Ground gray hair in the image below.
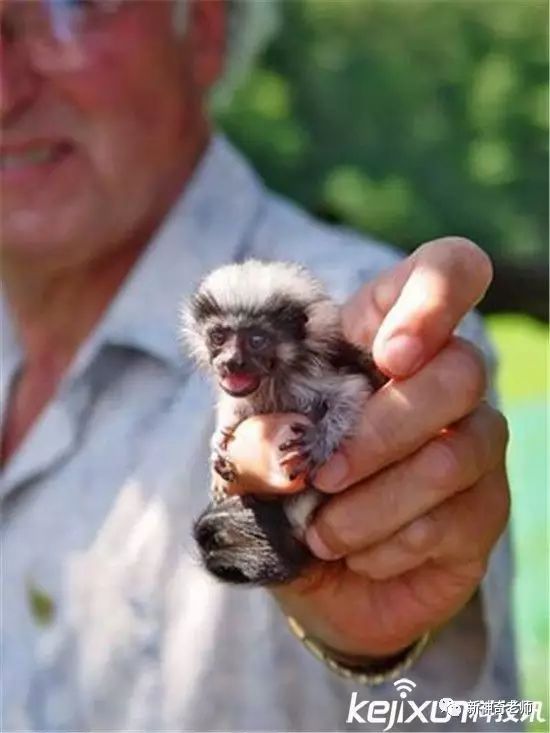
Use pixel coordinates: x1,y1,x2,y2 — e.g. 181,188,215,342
171,0,279,108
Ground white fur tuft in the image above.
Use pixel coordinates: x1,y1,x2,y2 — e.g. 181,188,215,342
199,259,325,312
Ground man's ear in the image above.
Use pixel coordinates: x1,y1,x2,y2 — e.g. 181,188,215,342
188,0,226,90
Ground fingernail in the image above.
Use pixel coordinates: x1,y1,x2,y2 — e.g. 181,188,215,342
306,525,342,561
379,333,424,377
314,453,349,492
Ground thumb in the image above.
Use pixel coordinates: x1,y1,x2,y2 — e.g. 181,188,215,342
341,237,493,378
224,414,311,496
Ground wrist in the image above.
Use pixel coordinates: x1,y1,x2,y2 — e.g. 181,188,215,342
318,637,424,671
287,616,430,685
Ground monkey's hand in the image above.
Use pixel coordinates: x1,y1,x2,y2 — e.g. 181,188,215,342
278,380,369,483
277,423,320,481
277,421,341,482
212,452,238,483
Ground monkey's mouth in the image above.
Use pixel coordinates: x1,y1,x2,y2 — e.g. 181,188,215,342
219,371,262,397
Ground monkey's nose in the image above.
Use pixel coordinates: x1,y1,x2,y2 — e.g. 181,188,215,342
224,354,246,373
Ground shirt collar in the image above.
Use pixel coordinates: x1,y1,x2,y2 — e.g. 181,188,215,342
70,134,265,378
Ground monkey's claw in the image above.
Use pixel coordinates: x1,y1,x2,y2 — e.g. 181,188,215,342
278,443,315,481
288,468,306,482
277,424,326,482
283,451,315,481
278,422,309,452
218,427,236,451
278,437,305,452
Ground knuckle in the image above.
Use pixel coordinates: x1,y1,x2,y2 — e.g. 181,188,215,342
467,471,510,555
492,473,511,529
503,486,511,526
422,438,462,490
313,504,354,557
381,482,405,527
482,406,510,464
442,339,487,408
492,409,510,451
398,514,439,555
501,489,511,528
461,558,489,585
471,405,510,470
370,274,394,320
357,414,393,467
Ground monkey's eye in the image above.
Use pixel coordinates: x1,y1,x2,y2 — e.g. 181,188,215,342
209,328,228,347
247,330,270,351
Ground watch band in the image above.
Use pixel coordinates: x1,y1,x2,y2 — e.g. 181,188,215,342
287,615,430,686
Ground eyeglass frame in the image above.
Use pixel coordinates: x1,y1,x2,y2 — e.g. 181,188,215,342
1,0,141,72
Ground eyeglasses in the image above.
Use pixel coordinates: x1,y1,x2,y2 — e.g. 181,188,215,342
1,0,127,71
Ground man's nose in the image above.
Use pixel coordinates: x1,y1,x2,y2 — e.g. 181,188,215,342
0,16,41,125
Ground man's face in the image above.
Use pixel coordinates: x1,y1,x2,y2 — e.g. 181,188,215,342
0,0,224,266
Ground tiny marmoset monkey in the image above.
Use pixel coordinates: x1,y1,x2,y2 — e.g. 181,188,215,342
181,259,387,586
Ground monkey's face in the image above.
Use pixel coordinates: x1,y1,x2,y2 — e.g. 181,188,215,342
207,324,284,397
208,325,276,396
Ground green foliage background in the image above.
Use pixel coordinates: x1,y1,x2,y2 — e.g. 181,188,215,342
218,0,549,723
218,0,548,264
488,315,548,729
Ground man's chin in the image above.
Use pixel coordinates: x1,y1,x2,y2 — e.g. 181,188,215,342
2,199,102,262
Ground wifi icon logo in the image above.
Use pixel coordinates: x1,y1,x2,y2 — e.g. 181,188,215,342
393,678,417,699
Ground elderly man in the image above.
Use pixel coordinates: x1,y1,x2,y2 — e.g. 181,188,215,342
1,1,515,730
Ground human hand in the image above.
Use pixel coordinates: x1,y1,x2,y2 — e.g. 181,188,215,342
226,237,510,658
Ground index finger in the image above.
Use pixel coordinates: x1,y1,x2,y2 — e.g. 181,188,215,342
342,237,493,378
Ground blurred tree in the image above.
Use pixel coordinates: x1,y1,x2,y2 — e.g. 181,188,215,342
217,0,548,320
